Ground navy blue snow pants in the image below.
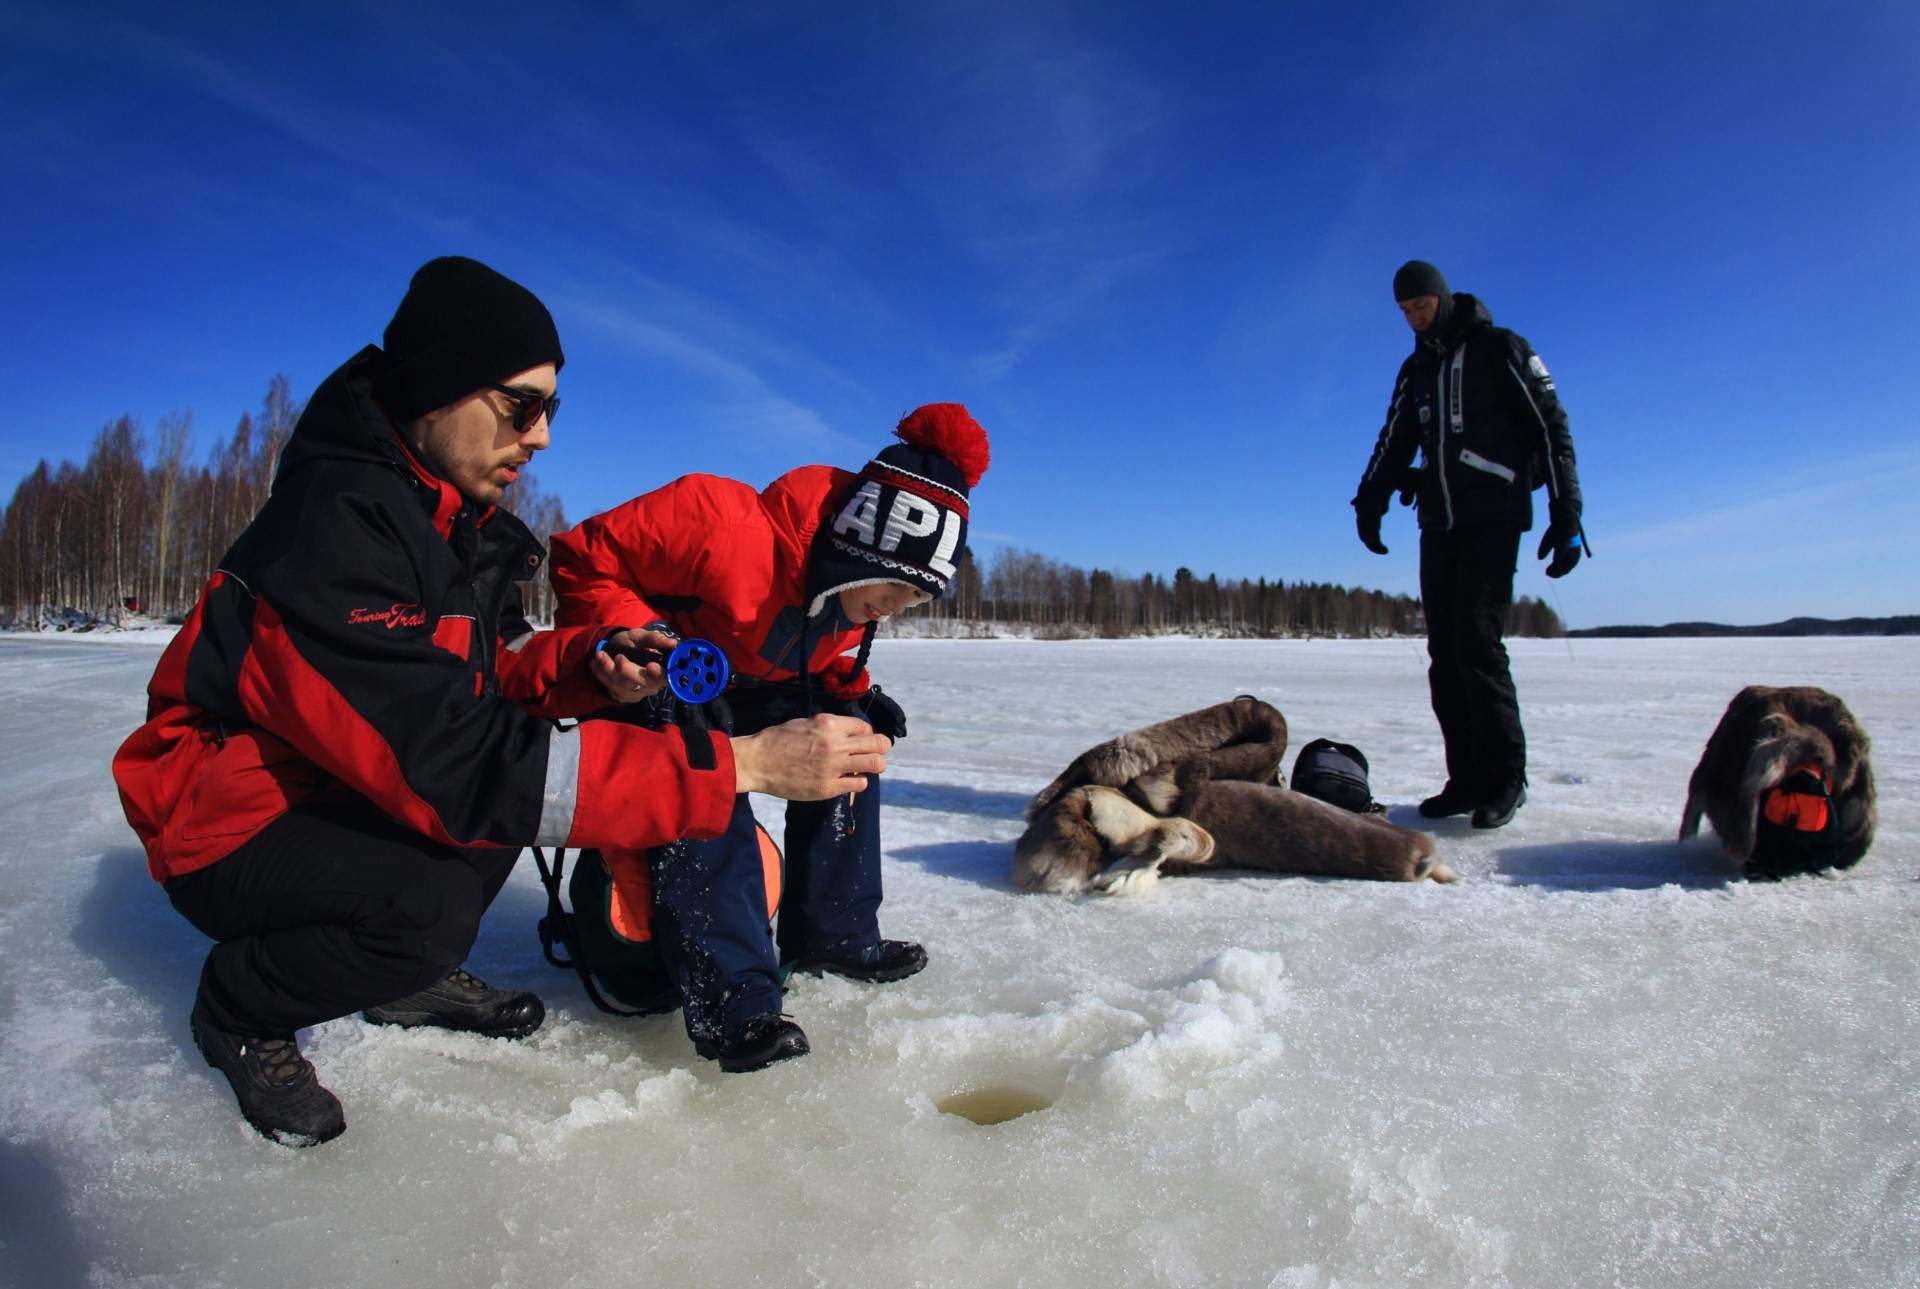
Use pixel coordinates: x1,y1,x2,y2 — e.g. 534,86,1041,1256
651,778,882,1043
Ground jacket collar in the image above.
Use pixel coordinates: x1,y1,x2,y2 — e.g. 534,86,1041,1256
389,429,495,542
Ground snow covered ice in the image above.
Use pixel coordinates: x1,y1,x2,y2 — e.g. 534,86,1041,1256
1,632,1915,1288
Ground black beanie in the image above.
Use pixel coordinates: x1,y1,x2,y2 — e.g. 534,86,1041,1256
804,404,991,616
375,257,565,425
1392,260,1449,303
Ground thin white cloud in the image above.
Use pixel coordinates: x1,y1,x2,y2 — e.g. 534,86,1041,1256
564,296,863,458
568,300,766,390
1601,447,1920,553
706,396,863,456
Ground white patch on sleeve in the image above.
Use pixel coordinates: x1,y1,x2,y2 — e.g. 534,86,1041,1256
534,725,582,846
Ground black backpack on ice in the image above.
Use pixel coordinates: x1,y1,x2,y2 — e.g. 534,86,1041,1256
1290,739,1383,814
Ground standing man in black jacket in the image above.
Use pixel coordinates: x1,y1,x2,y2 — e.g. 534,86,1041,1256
1351,260,1586,829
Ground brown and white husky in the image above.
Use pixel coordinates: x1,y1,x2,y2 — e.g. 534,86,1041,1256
1013,697,1454,895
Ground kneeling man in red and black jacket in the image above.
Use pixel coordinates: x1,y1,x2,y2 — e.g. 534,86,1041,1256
113,257,889,1147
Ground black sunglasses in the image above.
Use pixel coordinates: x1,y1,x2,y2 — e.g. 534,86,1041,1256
488,384,561,432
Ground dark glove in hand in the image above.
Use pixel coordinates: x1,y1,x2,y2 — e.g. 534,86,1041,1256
1536,501,1583,577
1354,506,1388,556
858,686,907,741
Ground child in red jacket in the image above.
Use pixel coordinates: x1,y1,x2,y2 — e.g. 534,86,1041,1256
549,404,990,1071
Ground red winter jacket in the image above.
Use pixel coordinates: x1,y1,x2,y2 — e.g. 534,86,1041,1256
113,348,736,883
547,466,874,698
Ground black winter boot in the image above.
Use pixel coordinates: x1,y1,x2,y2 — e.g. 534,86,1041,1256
190,994,345,1147
1418,782,1478,818
362,967,545,1039
792,939,928,984
1473,781,1527,829
695,1014,810,1073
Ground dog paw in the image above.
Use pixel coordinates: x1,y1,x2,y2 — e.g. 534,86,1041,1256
1091,863,1161,897
1419,858,1459,884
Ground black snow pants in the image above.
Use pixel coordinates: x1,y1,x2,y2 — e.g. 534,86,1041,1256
165,798,519,1039
1418,526,1526,798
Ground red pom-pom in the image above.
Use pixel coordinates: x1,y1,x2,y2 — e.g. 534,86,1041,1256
896,403,990,488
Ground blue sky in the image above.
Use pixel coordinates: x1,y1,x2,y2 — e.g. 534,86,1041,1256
5,0,1916,628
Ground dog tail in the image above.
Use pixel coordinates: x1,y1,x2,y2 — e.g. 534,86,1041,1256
1678,794,1703,842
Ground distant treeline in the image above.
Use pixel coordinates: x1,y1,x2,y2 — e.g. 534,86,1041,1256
0,376,568,628
2,378,1560,640
1570,615,1919,638
911,547,1562,638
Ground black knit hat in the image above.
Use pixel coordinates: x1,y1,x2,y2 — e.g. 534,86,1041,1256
1392,260,1449,302
375,257,565,425
804,404,991,616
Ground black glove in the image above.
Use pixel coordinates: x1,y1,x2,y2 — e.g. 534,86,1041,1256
1354,504,1388,556
1395,464,1422,508
858,685,907,741
1536,501,1583,578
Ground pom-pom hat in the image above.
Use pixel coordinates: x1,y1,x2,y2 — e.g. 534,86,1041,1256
805,404,991,617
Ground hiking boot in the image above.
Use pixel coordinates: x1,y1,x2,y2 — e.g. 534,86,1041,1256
694,1014,810,1073
190,994,345,1147
1418,782,1477,818
362,967,545,1039
792,939,928,984
1472,782,1527,830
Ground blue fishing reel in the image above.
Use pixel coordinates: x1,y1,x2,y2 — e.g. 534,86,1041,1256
601,636,731,705
660,638,729,705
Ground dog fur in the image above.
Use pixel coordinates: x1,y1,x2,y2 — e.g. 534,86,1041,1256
1013,698,1453,895
1679,685,1876,876
1023,694,1291,819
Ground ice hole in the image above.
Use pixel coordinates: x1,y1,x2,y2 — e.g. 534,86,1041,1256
937,1086,1055,1126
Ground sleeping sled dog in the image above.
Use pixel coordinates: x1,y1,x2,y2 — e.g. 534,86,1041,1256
1013,697,1454,895
1679,685,1876,878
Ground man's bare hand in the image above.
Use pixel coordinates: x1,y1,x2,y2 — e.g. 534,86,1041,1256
591,628,678,704
731,713,891,799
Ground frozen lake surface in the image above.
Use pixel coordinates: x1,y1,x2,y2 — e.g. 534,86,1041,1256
0,633,1914,1288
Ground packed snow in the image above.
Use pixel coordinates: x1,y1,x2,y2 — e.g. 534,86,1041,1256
0,632,1915,1289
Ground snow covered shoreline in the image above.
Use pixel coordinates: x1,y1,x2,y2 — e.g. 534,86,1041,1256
0,635,1914,1288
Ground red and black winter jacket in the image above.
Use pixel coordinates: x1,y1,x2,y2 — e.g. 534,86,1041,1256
113,347,736,883
547,466,875,700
